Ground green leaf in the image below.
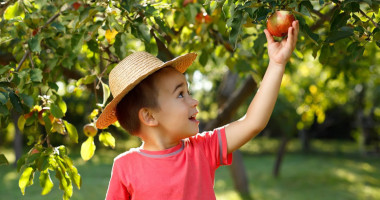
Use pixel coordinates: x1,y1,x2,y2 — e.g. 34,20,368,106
106,15,123,32
4,1,25,20
76,75,96,86
154,17,173,35
87,39,99,53
298,1,313,17
43,113,52,134
62,156,81,189
0,104,9,116
39,170,54,195
54,160,73,199
184,3,198,24
254,32,266,58
296,15,319,44
373,28,380,41
19,93,34,108
18,115,26,132
71,32,84,53
99,132,116,149
28,34,43,53
50,104,64,118
101,82,110,107
229,10,247,48
330,12,350,31
0,154,9,165
64,120,78,143
48,82,59,91
80,136,96,161
319,44,334,64
138,23,151,43
51,22,66,33
17,154,28,172
19,167,35,195
9,92,23,113
0,66,11,75
199,50,209,66
30,68,43,82
235,59,251,72
0,92,7,104
56,96,67,114
114,33,127,59
325,30,354,43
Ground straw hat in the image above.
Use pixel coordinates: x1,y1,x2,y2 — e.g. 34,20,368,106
95,51,197,129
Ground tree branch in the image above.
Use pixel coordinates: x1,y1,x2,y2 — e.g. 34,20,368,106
359,8,379,28
203,76,257,131
16,50,30,71
310,5,339,31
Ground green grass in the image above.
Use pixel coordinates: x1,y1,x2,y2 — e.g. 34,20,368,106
1,138,379,200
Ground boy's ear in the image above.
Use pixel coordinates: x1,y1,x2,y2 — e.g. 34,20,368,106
138,108,158,127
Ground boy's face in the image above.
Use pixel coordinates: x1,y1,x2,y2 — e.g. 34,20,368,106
152,67,199,139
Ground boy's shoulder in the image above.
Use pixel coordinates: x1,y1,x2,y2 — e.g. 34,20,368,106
114,147,141,163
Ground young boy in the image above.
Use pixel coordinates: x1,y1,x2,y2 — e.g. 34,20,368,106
96,21,299,199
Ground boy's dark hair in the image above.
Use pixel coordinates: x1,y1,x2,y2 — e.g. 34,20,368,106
115,68,165,135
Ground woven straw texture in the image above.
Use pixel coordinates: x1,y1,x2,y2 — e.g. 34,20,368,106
96,51,197,129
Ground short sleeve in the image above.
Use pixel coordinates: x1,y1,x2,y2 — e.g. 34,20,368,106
190,126,233,169
105,159,130,200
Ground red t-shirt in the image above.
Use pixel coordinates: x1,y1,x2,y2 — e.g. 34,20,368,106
106,127,232,200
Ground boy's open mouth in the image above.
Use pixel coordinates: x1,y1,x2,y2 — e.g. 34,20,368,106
189,113,199,123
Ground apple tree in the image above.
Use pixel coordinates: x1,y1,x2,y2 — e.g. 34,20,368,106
0,0,379,198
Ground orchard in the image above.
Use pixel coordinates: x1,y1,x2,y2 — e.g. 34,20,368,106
0,0,379,199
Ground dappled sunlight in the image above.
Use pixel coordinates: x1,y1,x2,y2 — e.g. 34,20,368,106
334,168,358,183
331,161,380,199
3,170,18,183
215,190,242,200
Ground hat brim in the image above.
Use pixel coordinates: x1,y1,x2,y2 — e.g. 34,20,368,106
95,52,197,129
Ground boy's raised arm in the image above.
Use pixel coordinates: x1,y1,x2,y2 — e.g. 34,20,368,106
225,20,299,153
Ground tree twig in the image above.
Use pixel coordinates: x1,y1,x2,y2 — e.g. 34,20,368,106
29,53,35,69
359,8,379,28
16,50,30,71
16,6,68,72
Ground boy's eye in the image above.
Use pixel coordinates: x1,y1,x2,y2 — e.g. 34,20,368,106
178,92,184,98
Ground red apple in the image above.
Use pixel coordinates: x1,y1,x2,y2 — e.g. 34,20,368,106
73,2,81,10
266,11,295,37
195,12,212,24
32,28,39,36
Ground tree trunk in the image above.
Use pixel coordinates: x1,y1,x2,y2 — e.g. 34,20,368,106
299,129,310,153
229,150,253,200
12,111,23,167
273,136,288,178
203,75,257,197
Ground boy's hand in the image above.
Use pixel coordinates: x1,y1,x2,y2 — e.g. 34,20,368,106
264,20,299,66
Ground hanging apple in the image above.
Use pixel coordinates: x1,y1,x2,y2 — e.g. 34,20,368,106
266,11,295,37
73,2,81,10
83,123,98,137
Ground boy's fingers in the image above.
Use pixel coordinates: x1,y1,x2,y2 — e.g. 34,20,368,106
264,29,274,44
286,26,294,49
292,20,299,47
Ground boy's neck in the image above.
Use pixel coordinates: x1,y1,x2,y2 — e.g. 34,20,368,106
138,130,181,151
141,139,181,151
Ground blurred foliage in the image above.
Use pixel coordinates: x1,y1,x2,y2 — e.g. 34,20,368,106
0,0,379,199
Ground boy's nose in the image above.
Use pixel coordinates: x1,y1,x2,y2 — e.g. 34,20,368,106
190,98,198,107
